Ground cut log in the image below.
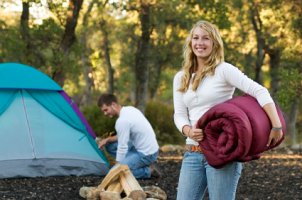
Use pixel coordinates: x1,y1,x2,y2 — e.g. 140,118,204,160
97,164,128,191
106,179,123,193
99,179,123,200
100,190,121,200
79,186,93,198
120,169,146,200
106,178,123,193
79,186,102,200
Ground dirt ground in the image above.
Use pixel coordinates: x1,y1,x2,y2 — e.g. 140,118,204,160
0,147,301,200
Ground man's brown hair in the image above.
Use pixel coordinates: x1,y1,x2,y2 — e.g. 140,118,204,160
97,93,118,107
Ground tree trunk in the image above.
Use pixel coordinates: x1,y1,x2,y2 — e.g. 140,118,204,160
20,1,44,66
79,0,96,107
100,18,115,94
134,1,151,112
250,4,265,84
266,49,281,98
149,59,164,99
20,1,30,45
288,98,300,145
53,0,84,86
60,0,83,53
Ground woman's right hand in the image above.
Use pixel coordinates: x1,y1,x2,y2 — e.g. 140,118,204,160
189,127,204,142
183,125,204,142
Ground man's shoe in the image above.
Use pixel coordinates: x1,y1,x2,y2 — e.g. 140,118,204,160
150,163,162,178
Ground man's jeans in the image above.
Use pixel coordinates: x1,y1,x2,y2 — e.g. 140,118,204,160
105,142,158,179
176,151,242,200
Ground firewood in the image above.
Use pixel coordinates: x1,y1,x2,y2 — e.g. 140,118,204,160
87,188,102,200
97,164,128,191
99,179,123,200
100,190,121,200
119,168,146,200
79,186,101,200
79,186,94,198
106,179,123,193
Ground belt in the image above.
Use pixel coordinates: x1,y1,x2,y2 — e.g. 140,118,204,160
185,145,203,153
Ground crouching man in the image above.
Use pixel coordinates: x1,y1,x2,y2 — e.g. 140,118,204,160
97,93,161,179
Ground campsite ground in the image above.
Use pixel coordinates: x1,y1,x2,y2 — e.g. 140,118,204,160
0,146,301,200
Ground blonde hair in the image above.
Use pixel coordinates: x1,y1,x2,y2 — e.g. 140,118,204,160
178,20,224,92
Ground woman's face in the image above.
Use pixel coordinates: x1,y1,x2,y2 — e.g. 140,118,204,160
191,26,213,60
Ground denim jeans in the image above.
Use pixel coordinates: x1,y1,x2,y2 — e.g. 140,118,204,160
176,151,242,200
105,142,158,179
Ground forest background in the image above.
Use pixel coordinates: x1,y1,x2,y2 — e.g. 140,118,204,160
1,0,301,147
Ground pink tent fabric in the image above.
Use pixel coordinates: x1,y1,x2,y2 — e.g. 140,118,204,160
196,95,286,168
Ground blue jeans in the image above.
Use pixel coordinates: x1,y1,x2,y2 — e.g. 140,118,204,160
105,142,158,179
177,151,242,200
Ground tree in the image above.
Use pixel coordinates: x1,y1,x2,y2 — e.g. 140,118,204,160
20,0,45,66
52,0,84,86
249,2,265,84
78,0,97,106
133,0,152,112
99,17,115,94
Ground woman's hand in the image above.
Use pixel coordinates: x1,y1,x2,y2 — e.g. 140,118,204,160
263,103,283,147
183,125,203,142
267,128,283,147
189,127,204,142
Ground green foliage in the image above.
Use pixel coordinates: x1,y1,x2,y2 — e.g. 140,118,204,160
29,18,64,68
0,27,25,62
292,16,302,37
145,101,184,145
276,67,301,112
81,105,116,138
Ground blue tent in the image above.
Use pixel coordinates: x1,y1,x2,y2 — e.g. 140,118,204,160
0,63,109,178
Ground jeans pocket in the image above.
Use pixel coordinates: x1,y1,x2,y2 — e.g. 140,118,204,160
234,162,243,176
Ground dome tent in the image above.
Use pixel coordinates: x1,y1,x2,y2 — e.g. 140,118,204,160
0,63,109,178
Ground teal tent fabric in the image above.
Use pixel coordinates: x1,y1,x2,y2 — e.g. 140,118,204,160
0,63,109,178
28,90,108,162
0,63,61,90
28,90,87,134
0,90,17,116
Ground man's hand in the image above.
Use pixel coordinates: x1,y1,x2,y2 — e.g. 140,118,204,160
97,138,109,149
97,135,118,149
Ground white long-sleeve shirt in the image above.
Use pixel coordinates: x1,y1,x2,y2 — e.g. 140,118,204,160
173,62,274,145
115,106,159,162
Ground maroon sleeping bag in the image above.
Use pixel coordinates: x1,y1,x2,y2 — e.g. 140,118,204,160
196,94,286,168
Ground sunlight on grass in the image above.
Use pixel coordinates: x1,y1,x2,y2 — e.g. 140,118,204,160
262,154,302,159
261,153,302,169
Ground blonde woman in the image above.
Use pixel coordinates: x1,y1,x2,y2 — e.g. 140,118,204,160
173,20,283,200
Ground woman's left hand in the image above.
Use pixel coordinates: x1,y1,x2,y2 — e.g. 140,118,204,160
267,129,283,147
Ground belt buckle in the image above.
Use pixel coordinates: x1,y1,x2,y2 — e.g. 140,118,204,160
192,145,198,152
186,145,202,153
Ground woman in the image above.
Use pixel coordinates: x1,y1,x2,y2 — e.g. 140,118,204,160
173,20,283,200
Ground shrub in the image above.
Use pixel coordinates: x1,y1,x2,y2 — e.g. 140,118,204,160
81,105,116,138
145,101,184,145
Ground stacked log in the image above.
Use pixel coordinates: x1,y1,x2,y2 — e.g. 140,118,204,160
79,164,165,200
